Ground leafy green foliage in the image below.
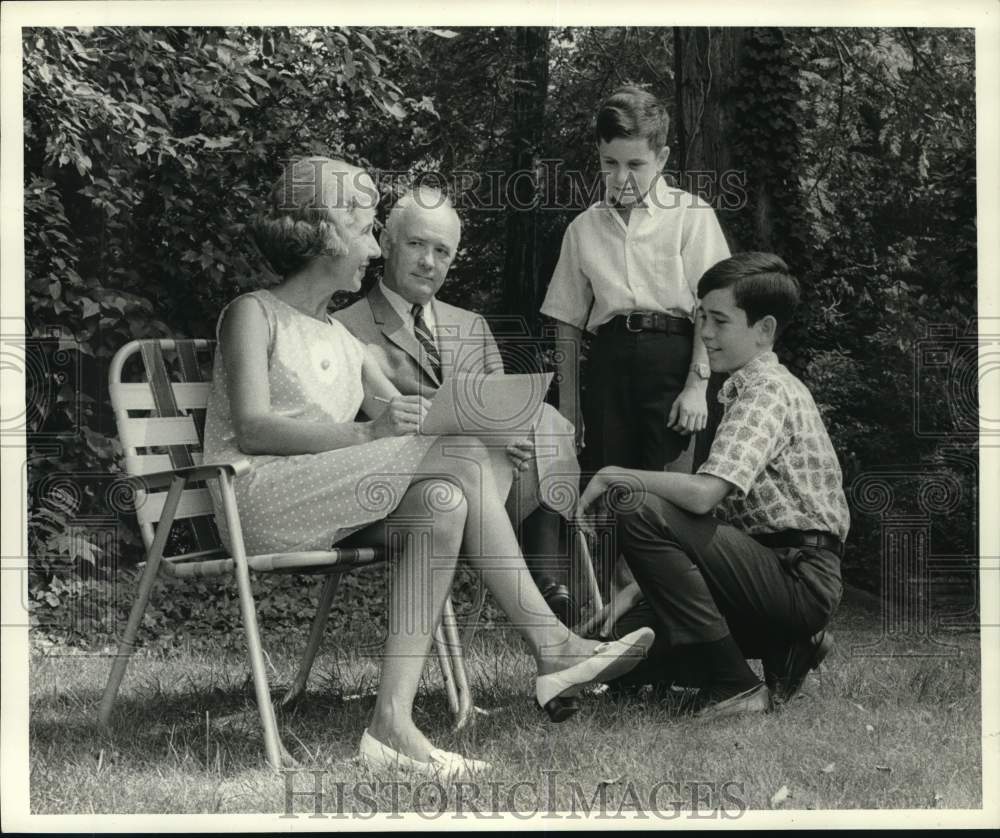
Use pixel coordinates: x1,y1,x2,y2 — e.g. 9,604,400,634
787,29,977,586
23,25,424,622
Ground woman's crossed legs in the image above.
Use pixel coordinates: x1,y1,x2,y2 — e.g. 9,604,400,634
345,435,650,763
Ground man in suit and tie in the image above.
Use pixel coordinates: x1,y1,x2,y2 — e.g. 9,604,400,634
334,187,581,624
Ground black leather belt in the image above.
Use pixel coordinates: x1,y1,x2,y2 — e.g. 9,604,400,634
599,312,694,336
752,529,844,558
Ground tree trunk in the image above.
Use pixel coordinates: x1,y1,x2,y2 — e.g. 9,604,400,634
502,26,549,334
675,27,810,466
674,27,806,262
674,27,746,251
675,28,744,469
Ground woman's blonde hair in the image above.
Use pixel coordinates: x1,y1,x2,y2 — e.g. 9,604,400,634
252,157,378,277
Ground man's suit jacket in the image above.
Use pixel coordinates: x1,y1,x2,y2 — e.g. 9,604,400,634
333,285,580,520
333,284,504,395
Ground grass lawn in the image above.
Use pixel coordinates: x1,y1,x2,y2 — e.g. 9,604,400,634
28,587,982,816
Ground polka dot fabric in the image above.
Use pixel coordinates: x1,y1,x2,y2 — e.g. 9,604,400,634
203,289,437,555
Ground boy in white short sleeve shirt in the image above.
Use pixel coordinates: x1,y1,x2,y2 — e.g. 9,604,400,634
541,85,730,477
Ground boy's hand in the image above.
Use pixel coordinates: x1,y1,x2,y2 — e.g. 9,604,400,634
576,466,632,519
576,468,610,518
667,385,708,435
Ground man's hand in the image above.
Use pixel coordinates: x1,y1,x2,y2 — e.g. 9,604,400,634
505,436,534,480
667,384,708,435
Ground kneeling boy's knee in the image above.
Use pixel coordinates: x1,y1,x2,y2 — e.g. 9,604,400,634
616,495,682,542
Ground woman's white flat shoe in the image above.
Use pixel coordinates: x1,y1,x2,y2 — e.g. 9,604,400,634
535,627,655,718
358,729,492,782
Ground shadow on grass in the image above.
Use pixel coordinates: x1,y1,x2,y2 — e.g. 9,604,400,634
28,596,985,813
31,654,493,777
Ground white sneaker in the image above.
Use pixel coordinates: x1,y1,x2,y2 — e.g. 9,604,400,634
358,729,492,782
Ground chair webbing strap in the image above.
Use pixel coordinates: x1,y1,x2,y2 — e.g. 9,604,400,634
139,341,217,551
175,340,207,439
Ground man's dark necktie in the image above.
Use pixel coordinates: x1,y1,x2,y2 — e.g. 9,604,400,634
411,303,442,382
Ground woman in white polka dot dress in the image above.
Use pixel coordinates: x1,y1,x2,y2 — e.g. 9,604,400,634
203,157,654,780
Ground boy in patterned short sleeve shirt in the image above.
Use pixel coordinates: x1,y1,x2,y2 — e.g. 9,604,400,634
702,353,849,541
577,252,850,718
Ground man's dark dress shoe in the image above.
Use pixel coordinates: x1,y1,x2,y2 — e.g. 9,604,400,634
765,630,834,706
539,579,576,628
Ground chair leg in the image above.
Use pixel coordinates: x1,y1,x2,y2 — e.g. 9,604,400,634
97,554,162,725
459,570,488,651
219,475,287,770
574,601,614,639
98,476,185,726
233,556,287,769
572,529,604,634
439,597,475,731
434,622,461,719
282,572,342,706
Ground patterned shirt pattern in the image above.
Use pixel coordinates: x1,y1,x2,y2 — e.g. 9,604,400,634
697,352,851,542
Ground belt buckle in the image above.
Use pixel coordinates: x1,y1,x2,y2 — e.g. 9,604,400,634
625,312,643,333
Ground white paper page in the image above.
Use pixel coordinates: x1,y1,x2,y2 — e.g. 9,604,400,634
420,372,554,442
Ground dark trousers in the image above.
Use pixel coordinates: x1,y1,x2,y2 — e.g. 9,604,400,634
583,330,691,476
609,495,843,686
520,506,570,585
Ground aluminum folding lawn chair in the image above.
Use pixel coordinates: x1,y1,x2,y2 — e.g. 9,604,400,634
98,339,475,769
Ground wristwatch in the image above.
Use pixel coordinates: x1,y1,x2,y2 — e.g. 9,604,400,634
689,363,711,381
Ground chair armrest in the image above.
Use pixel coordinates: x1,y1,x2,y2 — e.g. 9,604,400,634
126,459,252,490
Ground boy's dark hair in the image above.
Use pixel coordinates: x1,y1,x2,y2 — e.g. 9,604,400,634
697,252,801,340
595,86,669,150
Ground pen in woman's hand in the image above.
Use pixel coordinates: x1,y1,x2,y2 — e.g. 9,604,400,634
372,395,391,404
